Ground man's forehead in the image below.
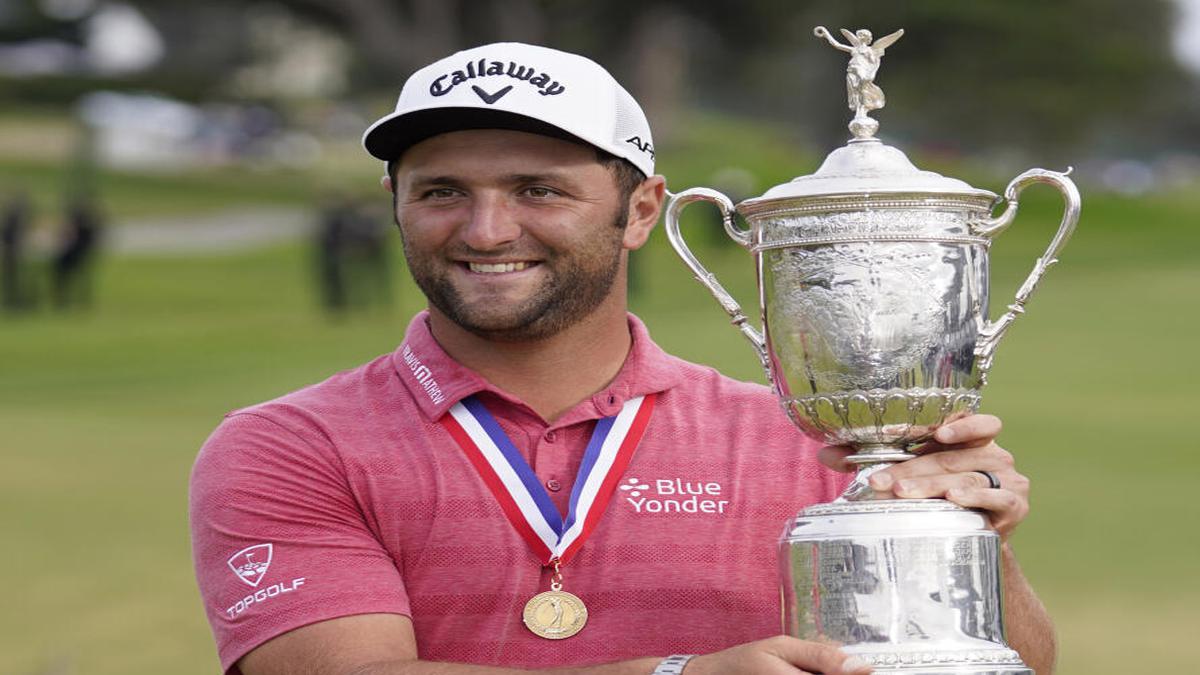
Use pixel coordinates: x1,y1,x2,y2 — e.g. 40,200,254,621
396,128,600,174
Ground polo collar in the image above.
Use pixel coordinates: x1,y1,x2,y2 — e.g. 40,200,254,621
392,311,684,423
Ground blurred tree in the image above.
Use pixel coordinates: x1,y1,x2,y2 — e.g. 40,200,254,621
792,0,1193,160
0,0,86,43
5,0,1193,159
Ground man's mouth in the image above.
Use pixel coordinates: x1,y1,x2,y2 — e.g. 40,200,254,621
466,261,537,274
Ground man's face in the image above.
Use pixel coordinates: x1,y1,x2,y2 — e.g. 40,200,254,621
391,129,632,342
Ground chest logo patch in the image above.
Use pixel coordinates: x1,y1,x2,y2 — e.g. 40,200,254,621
619,477,730,515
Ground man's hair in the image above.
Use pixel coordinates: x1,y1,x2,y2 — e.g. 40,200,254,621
386,145,647,220
594,149,647,207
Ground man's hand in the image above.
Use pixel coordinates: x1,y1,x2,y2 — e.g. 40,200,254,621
817,414,1030,541
241,615,874,675
686,636,872,675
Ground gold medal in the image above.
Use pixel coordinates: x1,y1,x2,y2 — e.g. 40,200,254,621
523,589,588,639
523,559,587,639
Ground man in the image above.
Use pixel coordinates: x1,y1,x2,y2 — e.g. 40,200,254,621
190,43,1055,675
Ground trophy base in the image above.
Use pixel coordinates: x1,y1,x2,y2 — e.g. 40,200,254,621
859,658,1027,667
781,499,1032,675
849,647,1031,674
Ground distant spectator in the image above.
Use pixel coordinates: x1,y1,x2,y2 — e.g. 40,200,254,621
342,202,392,311
52,195,103,310
314,196,392,315
1,190,32,313
315,195,352,312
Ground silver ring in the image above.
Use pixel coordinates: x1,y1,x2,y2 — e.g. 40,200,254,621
975,470,1001,489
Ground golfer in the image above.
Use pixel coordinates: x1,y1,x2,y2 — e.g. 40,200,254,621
190,42,1055,675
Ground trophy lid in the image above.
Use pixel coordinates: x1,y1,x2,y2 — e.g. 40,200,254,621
747,139,994,202
740,26,995,210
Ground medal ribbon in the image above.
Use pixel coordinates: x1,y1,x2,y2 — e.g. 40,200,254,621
440,393,656,566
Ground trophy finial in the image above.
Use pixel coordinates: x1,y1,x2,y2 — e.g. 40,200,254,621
813,25,905,141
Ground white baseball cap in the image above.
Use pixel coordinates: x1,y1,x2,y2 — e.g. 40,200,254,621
362,42,655,176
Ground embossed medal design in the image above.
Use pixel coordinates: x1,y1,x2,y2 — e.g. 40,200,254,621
523,589,588,639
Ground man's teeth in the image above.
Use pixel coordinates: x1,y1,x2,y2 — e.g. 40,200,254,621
468,262,530,273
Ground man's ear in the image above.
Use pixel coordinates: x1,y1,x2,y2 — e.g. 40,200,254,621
381,175,394,193
621,175,666,250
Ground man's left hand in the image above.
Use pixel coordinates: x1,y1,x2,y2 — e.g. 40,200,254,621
818,414,1030,541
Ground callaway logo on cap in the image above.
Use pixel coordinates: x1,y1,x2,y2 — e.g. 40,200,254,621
362,42,655,176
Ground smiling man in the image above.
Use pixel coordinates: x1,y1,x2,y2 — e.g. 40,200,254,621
190,43,1055,675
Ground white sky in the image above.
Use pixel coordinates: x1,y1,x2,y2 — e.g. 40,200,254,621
1174,0,1200,72
85,2,163,74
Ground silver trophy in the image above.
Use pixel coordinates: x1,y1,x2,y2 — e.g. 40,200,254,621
665,27,1079,674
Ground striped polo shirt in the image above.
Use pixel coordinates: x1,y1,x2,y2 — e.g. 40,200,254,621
189,312,848,673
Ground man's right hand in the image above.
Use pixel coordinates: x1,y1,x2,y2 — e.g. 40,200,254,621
685,636,872,675
239,614,872,675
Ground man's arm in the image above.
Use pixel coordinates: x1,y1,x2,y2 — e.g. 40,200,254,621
239,614,873,675
998,543,1057,675
820,414,1057,674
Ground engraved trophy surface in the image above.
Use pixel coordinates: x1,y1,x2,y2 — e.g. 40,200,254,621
665,27,1079,674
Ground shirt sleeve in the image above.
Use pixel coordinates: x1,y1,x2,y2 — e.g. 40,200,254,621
189,411,411,674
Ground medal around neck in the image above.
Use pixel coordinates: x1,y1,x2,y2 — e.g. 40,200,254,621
666,26,1079,674
440,394,657,639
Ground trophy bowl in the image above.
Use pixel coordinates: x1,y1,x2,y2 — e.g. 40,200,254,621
665,26,1079,673
667,141,1078,469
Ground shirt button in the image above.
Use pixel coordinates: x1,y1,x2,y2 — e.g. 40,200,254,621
594,392,622,414
546,479,562,492
544,430,557,443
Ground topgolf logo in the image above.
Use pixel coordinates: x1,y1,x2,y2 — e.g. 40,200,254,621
227,544,273,587
223,543,307,619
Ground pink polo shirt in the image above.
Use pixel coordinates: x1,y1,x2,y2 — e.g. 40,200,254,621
190,312,849,673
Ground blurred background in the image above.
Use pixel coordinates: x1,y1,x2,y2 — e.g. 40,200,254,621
1,0,1197,672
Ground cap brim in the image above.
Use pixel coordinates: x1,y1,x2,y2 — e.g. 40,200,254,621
362,107,589,163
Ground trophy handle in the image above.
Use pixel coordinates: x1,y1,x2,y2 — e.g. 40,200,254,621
970,168,1081,374
664,187,771,379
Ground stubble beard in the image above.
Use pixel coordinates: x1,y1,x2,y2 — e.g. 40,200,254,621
399,209,628,343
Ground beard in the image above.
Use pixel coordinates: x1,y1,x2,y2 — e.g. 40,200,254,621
399,208,628,342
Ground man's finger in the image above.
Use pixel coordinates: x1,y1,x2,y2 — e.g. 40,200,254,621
947,486,1029,537
817,445,856,473
890,471,996,499
911,434,996,454
933,413,1002,444
766,636,872,674
868,446,1014,490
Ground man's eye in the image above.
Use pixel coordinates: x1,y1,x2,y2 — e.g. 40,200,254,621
523,186,558,199
423,188,460,200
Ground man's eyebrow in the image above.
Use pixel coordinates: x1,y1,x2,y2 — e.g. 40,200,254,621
405,170,586,190
508,171,583,188
407,174,464,188
510,172,563,182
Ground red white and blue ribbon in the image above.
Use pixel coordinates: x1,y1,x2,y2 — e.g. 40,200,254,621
440,393,656,566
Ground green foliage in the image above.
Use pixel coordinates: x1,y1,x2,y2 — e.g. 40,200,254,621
7,1,1191,155
757,0,1190,157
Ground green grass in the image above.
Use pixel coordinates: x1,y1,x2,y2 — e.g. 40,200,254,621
2,116,1198,673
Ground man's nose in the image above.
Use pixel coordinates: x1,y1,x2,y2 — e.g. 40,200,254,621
460,194,521,250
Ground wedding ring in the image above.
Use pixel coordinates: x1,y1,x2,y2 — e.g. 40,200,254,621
975,470,1001,489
